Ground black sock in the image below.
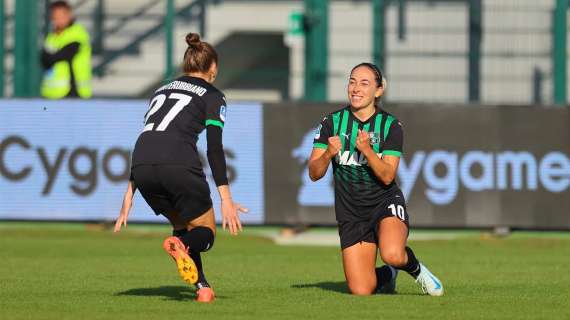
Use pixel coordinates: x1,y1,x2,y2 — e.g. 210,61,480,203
172,228,187,237
375,265,395,289
177,227,215,288
180,227,215,252
395,246,421,279
188,250,209,287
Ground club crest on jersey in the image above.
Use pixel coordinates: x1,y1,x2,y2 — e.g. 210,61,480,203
368,132,380,145
314,124,322,139
220,105,227,122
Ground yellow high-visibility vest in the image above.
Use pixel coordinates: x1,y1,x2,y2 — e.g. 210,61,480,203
41,23,92,99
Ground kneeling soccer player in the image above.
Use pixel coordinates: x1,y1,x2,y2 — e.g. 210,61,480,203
308,62,444,296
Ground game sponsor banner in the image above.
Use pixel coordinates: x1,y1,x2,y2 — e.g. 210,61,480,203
264,103,570,229
0,100,264,223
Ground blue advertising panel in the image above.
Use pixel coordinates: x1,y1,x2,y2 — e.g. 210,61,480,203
0,100,264,223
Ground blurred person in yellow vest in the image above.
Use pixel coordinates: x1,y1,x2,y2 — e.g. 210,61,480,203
41,1,92,99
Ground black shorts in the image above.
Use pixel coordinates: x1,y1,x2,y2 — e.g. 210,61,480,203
337,189,410,250
131,165,212,221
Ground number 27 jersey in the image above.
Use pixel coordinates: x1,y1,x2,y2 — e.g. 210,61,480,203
131,76,227,169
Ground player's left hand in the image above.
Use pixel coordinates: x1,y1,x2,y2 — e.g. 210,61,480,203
355,129,372,153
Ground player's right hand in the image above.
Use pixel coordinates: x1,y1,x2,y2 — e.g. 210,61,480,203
113,211,128,233
114,181,135,233
221,199,248,235
325,136,342,158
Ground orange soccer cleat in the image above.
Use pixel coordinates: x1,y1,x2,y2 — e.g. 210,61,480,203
196,287,215,303
162,236,198,285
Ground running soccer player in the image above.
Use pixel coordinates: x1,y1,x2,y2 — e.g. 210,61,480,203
308,63,444,296
114,33,248,303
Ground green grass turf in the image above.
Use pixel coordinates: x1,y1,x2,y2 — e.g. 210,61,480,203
1,223,569,320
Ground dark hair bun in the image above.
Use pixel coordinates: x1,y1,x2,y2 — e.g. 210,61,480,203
186,33,201,48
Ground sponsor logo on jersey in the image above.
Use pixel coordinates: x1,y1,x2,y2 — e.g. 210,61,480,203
336,151,383,166
337,151,367,166
220,105,227,122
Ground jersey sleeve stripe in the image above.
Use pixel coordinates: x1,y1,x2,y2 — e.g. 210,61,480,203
383,150,402,157
313,142,328,149
205,119,224,128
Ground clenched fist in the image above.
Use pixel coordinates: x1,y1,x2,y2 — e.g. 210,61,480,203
355,129,372,153
325,136,342,158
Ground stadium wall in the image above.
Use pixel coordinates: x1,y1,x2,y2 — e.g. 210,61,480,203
1,100,568,229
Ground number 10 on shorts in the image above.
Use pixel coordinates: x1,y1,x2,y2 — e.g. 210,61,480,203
388,204,406,221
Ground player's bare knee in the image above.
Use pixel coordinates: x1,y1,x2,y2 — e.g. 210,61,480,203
348,282,375,296
380,248,407,267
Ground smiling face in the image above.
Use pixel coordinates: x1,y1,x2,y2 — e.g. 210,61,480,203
348,66,384,110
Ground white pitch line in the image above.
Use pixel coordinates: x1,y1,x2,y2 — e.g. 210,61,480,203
267,231,469,247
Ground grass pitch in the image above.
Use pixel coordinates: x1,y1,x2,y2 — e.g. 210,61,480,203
1,223,569,320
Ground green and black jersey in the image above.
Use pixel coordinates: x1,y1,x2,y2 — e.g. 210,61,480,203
313,106,403,222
